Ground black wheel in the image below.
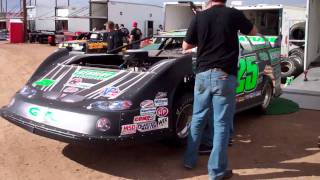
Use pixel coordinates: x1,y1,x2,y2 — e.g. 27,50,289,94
289,48,304,65
281,56,302,82
172,93,193,144
289,22,305,47
258,81,273,113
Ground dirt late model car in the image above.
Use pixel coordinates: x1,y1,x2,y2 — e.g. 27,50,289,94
59,31,108,53
0,31,282,144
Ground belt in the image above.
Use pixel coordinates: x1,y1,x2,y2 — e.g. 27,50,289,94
211,68,224,72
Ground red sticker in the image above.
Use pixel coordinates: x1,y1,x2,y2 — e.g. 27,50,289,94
133,115,155,124
156,107,169,117
121,124,137,135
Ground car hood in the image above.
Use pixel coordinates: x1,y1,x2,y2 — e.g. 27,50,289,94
31,65,155,102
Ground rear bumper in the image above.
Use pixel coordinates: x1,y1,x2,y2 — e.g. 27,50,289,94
0,109,132,144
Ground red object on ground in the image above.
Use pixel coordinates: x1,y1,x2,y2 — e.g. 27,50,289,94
9,20,24,43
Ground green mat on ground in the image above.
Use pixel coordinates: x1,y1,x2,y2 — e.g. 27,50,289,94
266,98,300,115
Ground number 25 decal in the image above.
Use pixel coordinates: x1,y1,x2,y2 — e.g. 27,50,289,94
236,56,259,94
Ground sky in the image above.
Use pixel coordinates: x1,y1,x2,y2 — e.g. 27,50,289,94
3,0,307,10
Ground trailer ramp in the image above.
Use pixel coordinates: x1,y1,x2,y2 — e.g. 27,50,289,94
281,67,320,110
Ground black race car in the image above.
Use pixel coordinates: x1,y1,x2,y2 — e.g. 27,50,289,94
59,31,108,53
0,31,282,144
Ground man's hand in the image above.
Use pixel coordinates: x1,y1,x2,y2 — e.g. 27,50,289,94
182,41,196,51
248,26,258,36
182,47,197,54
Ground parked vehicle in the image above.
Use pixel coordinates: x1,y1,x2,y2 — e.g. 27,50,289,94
58,31,108,53
0,29,9,41
0,30,281,144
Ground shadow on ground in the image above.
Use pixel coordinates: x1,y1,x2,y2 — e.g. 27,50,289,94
63,109,320,180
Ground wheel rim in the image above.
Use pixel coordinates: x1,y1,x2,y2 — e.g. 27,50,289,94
262,83,272,109
176,104,193,139
281,61,293,75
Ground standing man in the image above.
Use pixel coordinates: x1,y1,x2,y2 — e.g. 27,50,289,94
120,24,130,43
183,0,257,179
105,21,123,54
130,21,142,49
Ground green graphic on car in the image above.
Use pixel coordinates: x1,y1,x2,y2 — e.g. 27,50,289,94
33,79,55,87
28,106,57,123
73,69,117,80
236,55,259,94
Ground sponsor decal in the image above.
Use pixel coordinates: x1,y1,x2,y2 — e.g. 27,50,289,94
156,107,169,117
140,107,157,115
259,52,269,61
121,124,137,135
244,91,263,100
268,48,281,64
137,121,158,132
239,96,246,102
68,77,82,85
60,93,68,98
102,86,120,98
155,92,167,99
255,91,262,97
73,69,117,80
158,117,169,129
154,98,168,107
27,107,58,123
66,82,94,89
63,87,80,93
33,79,55,87
133,115,156,124
140,100,154,108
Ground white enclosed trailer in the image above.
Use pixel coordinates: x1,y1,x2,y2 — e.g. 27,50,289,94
163,1,205,31
27,0,90,32
163,2,306,79
90,0,163,37
305,0,320,70
235,5,307,79
235,5,306,57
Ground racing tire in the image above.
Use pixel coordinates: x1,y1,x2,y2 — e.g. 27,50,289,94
289,22,305,47
257,80,273,113
281,56,302,82
289,48,304,65
171,92,194,145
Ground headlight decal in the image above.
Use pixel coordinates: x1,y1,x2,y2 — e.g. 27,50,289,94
87,100,132,111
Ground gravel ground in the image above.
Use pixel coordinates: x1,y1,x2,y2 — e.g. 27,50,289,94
0,43,320,180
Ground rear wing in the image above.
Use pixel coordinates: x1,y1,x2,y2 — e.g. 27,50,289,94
239,35,282,52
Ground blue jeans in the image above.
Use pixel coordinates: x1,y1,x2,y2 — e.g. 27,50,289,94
184,69,237,180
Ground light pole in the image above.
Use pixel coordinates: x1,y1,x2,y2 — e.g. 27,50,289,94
22,0,27,42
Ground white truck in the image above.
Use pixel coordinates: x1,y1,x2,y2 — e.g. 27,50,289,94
163,2,306,80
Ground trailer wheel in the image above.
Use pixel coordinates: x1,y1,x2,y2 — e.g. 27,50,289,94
172,93,193,144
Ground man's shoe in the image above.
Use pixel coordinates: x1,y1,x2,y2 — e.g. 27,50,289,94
222,170,233,180
198,144,213,155
183,164,194,170
229,138,234,147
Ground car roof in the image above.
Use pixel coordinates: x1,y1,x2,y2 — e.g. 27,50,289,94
154,30,187,38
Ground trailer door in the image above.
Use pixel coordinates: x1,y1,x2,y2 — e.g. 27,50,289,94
164,2,203,31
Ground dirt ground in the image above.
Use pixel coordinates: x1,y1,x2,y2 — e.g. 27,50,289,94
0,43,320,180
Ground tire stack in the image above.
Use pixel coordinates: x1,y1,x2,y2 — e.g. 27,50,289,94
281,22,305,82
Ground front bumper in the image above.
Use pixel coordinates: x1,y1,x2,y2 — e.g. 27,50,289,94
0,109,133,144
